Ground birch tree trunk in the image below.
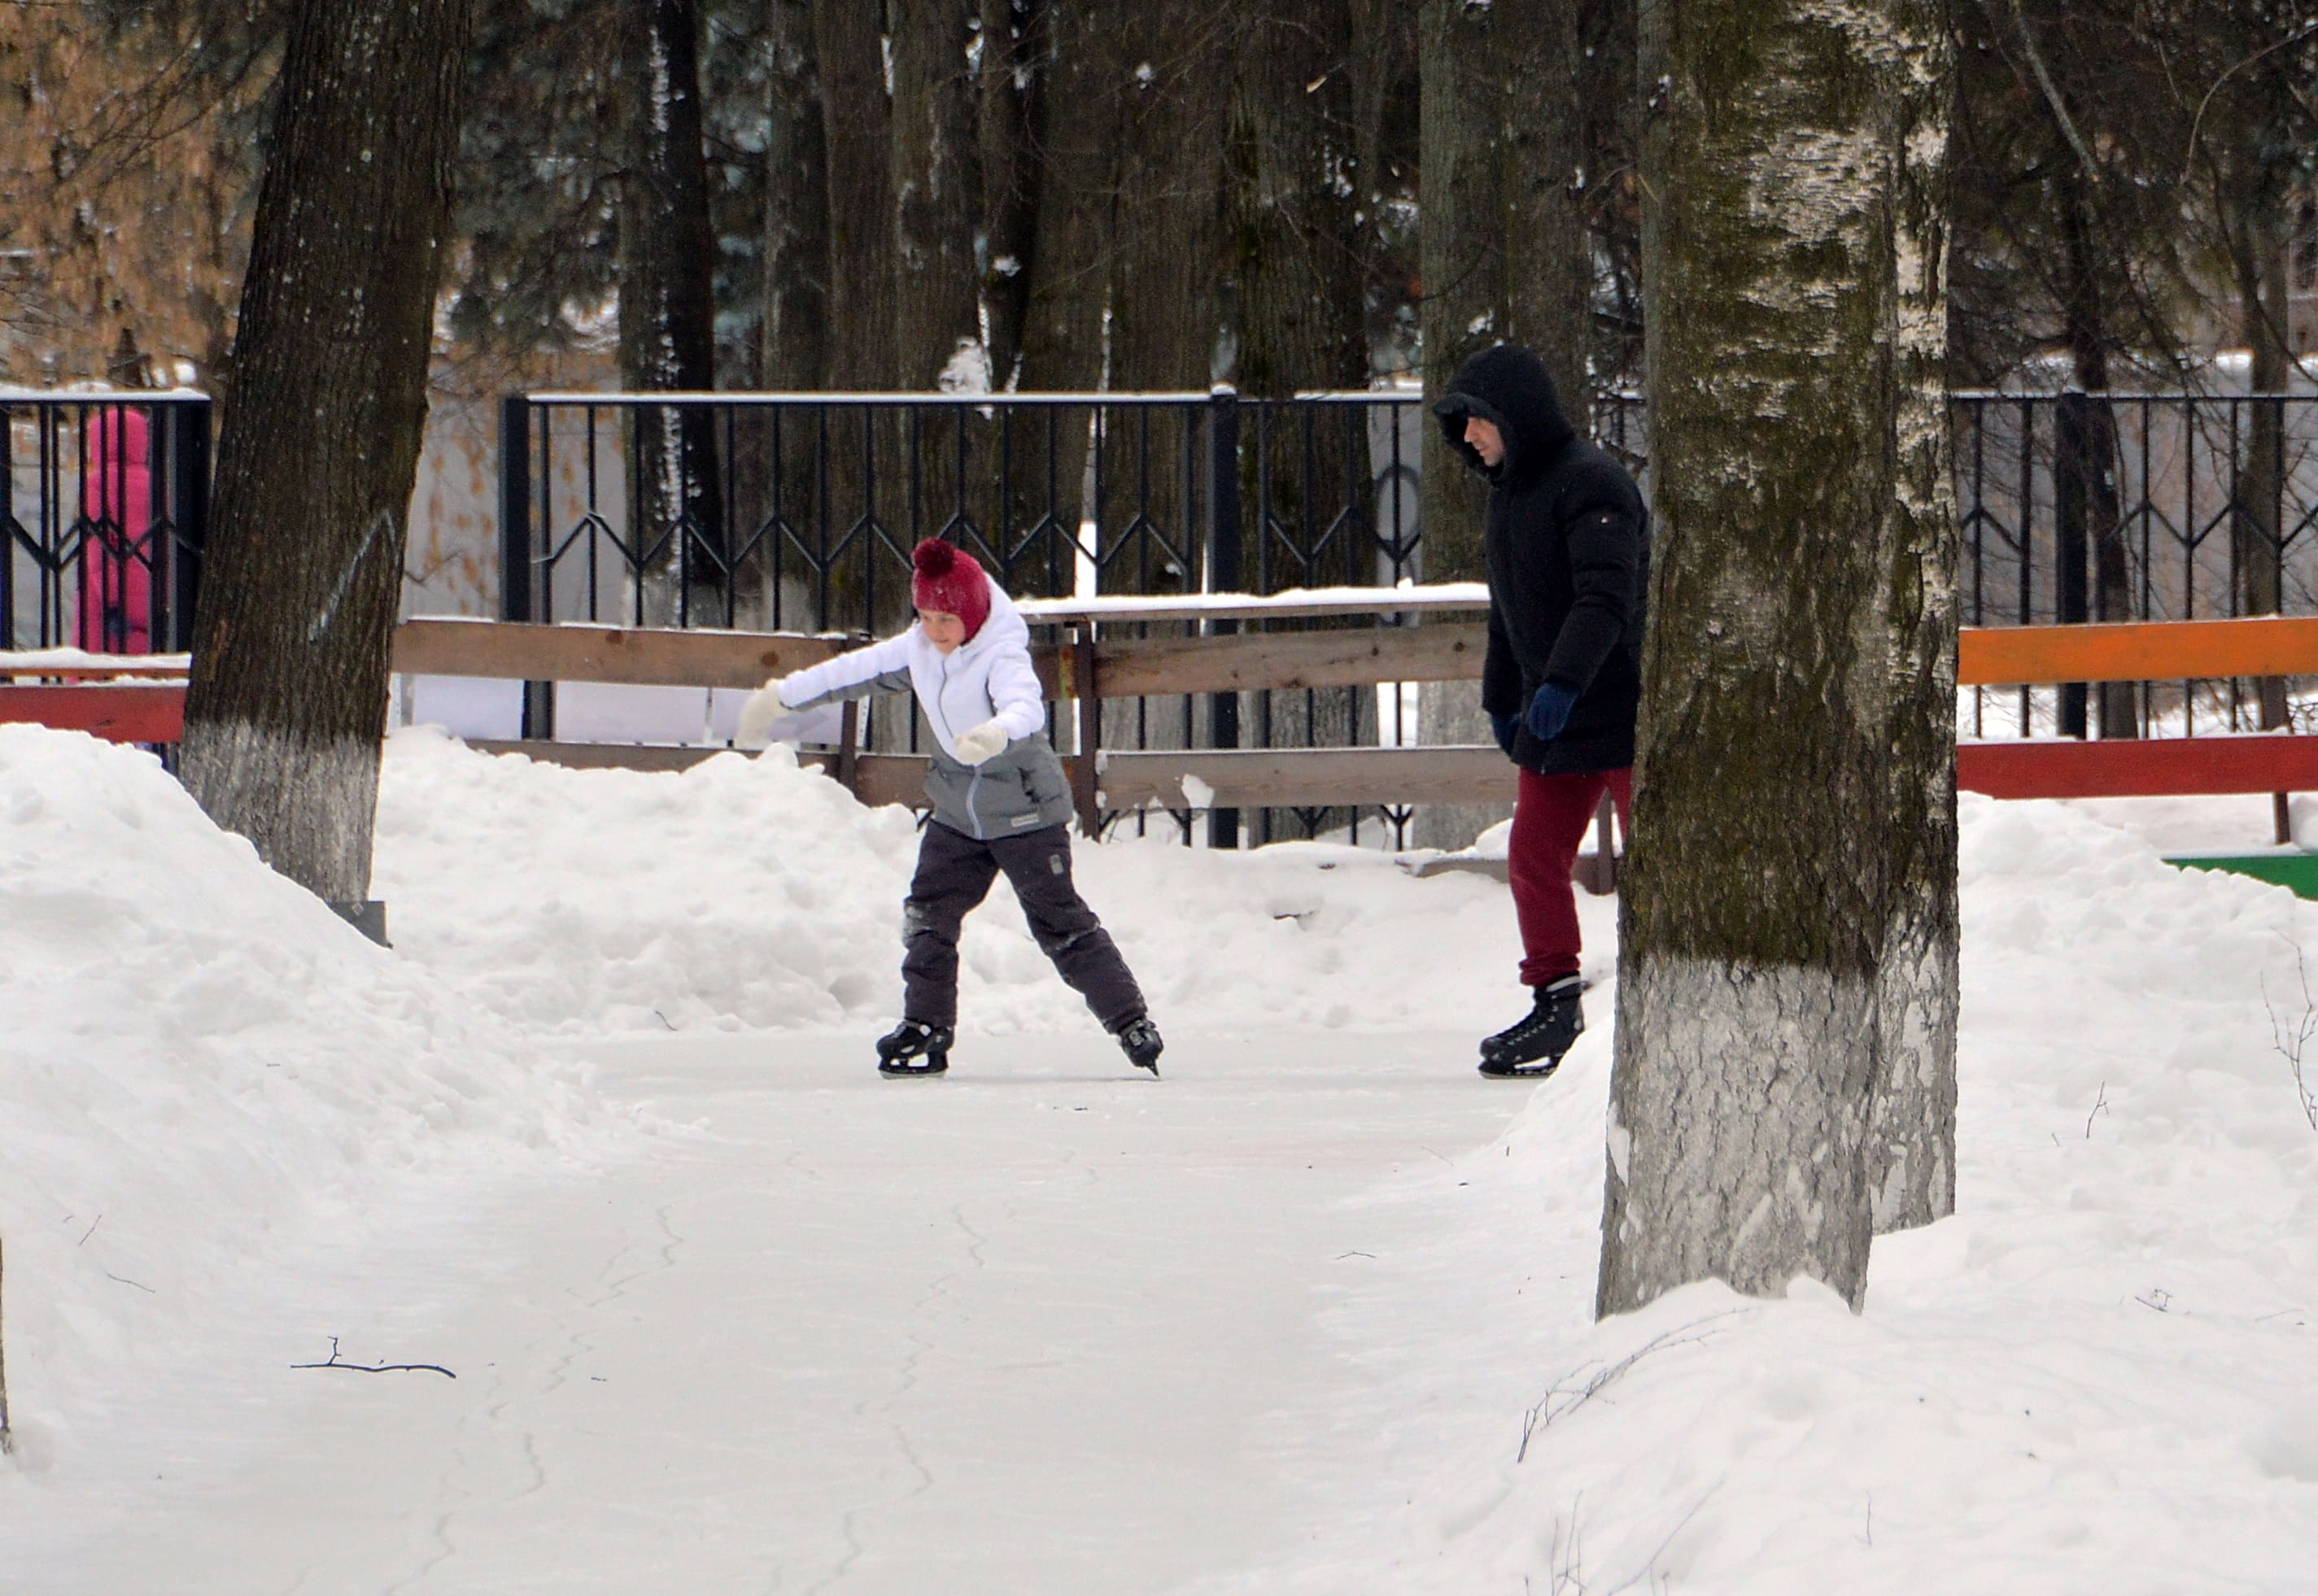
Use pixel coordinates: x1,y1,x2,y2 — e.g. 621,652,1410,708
1599,0,1956,1314
1867,14,1959,1237
618,0,724,626
179,0,473,909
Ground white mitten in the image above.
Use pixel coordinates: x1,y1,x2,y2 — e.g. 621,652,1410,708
951,718,1009,765
736,678,798,748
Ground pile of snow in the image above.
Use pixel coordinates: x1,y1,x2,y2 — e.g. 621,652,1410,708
372,726,1530,1039
1221,792,2318,1593
0,726,597,1472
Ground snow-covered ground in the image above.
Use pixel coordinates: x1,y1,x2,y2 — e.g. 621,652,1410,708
2,725,2313,1592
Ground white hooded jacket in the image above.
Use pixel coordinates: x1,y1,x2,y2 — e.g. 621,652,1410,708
774,574,1075,839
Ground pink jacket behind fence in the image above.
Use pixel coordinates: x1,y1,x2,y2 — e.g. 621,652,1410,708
76,406,155,653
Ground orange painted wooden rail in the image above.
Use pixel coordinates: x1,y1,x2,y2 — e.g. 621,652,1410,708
1958,617,2318,686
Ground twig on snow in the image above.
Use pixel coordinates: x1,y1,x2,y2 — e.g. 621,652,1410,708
2084,1081,2108,1140
2263,935,2318,1131
292,1336,456,1380
1517,1313,1744,1463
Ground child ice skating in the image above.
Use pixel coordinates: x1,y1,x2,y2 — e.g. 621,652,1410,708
741,539,1163,1079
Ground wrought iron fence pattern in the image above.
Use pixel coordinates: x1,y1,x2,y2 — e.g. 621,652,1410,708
1954,391,2318,738
2,392,209,655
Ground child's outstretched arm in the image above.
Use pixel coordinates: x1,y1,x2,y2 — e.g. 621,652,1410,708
736,634,912,748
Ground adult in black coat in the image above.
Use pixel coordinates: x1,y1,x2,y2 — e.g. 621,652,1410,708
1434,342,1649,1078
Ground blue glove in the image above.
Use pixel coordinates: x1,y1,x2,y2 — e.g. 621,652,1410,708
1489,712,1519,757
1524,682,1578,742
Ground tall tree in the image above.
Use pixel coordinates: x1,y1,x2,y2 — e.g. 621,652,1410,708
978,0,1049,389
1599,0,1956,1312
813,0,896,392
179,0,474,909
890,0,983,390
1414,0,1592,848
618,0,726,624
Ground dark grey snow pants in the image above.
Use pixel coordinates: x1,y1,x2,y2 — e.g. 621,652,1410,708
901,820,1146,1031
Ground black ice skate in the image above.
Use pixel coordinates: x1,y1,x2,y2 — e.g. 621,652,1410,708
1478,976,1585,1078
876,1018,953,1077
1115,1014,1163,1077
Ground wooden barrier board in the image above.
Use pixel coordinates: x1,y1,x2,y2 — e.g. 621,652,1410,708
391,619,858,690
1958,617,2318,686
1957,735,2318,798
0,685,186,743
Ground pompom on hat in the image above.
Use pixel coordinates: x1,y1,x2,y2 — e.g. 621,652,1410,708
910,538,991,641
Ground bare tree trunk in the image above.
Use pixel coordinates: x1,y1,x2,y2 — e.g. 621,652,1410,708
814,0,896,392
1416,0,1504,587
1012,4,1115,591
763,0,830,628
1104,3,1229,595
180,0,473,909
1227,0,1372,831
1600,0,1954,1314
891,0,983,390
812,0,904,634
1867,11,1959,1238
618,0,725,627
766,0,830,395
979,0,1049,390
1346,0,1418,367
2238,216,2293,731
1415,0,1591,848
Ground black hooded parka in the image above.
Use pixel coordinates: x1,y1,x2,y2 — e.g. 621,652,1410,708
1436,343,1648,777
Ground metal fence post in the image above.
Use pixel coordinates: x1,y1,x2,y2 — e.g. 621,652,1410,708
2054,390,2092,738
500,395,552,739
0,401,15,647
1204,386,1241,848
167,399,210,652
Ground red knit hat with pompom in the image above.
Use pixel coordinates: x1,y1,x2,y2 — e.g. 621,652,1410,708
910,538,991,641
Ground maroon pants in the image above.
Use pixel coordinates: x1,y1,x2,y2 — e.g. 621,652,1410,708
1507,765,1632,988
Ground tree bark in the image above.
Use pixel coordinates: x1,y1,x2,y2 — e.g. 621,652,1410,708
890,0,984,390
979,0,1049,389
814,0,896,393
1103,3,1229,594
810,0,904,634
180,0,474,908
1600,0,1955,1315
758,0,830,629
764,0,830,395
618,0,725,626
1226,0,1372,830
1415,0,1591,848
1867,5,1959,1238
1011,3,1114,590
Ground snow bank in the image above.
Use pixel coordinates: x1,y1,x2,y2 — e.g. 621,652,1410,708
0,726,596,1473
372,726,1531,1039
1239,792,2318,1594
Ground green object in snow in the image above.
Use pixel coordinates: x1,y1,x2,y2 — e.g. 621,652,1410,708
2163,850,2318,900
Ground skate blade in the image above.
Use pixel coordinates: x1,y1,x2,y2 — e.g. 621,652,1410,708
1477,1057,1562,1079
877,1056,949,1077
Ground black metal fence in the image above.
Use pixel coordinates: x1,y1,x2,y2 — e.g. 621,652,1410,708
499,386,1648,844
2,391,210,654
1954,390,2318,738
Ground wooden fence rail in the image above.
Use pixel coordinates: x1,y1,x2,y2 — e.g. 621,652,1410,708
9,606,2318,844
